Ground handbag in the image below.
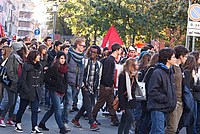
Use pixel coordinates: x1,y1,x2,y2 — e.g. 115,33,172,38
135,81,146,101
0,58,11,87
113,95,119,111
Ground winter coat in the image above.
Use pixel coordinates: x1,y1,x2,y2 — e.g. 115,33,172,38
44,65,68,94
6,52,23,92
147,63,177,113
118,72,137,110
67,54,84,88
17,62,43,101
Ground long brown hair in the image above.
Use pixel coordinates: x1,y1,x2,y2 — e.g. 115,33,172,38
2,46,12,61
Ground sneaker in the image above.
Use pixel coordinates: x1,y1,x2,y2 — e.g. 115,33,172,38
0,117,6,127
59,127,69,134
15,123,23,133
94,120,101,125
37,108,41,113
90,123,100,131
31,126,43,134
6,118,15,126
111,121,119,126
71,119,82,128
63,123,71,131
38,122,49,131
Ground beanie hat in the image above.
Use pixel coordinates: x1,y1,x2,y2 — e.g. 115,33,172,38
56,51,66,59
11,42,23,52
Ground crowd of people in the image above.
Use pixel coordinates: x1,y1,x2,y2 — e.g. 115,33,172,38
0,36,199,134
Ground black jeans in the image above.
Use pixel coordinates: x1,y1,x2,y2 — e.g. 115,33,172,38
74,89,95,124
118,108,134,134
16,98,39,128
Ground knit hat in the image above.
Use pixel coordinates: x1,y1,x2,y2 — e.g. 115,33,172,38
11,42,23,52
56,51,66,59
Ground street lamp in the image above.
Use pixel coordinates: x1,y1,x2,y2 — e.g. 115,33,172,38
53,2,58,41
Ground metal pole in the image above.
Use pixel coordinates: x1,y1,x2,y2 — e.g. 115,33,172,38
192,36,195,51
53,12,56,41
186,0,191,49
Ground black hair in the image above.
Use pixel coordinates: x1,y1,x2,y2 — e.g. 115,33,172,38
54,40,62,48
43,36,52,42
140,46,150,53
91,45,101,54
111,43,121,52
27,50,40,65
174,45,188,59
158,48,174,65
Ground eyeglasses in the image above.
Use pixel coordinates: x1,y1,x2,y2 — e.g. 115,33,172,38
79,44,86,48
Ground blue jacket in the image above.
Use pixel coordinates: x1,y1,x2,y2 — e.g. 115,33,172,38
147,63,177,113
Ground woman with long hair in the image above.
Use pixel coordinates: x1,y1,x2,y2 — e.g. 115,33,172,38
118,58,139,134
182,55,196,134
38,51,69,134
0,42,25,128
15,50,43,133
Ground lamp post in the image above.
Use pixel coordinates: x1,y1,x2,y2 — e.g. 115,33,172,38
52,2,58,41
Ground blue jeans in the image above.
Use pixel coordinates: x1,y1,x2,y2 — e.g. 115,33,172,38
118,109,134,134
150,111,165,134
1,88,17,118
62,84,79,123
16,98,39,128
196,102,200,133
40,90,64,129
45,85,51,107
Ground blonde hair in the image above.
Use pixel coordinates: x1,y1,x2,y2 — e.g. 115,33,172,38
123,58,138,78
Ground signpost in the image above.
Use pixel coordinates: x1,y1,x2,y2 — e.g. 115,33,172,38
186,3,200,51
34,29,40,35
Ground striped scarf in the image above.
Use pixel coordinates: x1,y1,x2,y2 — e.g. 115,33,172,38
68,47,84,67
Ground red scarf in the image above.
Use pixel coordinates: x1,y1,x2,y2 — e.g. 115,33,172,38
58,64,68,74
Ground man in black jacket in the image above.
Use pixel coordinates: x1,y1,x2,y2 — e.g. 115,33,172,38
92,43,122,126
147,48,177,134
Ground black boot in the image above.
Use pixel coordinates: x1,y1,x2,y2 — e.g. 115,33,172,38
59,127,68,134
38,122,49,131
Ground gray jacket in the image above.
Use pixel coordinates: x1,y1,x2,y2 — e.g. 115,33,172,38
67,54,84,88
5,52,23,92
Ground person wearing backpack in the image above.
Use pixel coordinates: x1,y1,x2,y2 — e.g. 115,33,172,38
0,42,25,127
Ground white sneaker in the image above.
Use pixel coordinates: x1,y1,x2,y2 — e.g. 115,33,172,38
0,118,6,127
31,126,43,134
15,123,23,133
63,123,71,131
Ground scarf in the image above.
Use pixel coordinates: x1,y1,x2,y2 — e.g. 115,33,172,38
58,64,68,74
125,71,133,101
68,47,84,67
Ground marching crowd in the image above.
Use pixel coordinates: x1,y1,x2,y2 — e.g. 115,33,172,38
0,36,199,134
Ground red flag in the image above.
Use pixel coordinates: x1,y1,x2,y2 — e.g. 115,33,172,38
101,26,123,50
0,23,5,37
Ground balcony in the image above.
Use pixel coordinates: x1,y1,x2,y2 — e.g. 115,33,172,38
19,9,34,13
17,27,33,32
18,17,34,22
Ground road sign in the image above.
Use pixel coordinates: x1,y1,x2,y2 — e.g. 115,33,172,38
188,4,200,22
187,28,200,37
34,29,40,35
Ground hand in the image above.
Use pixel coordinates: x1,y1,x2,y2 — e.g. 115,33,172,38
121,110,125,113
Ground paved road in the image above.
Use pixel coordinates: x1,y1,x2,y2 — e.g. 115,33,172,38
0,91,187,134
